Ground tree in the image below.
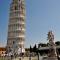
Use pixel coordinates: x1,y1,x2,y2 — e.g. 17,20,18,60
55,41,60,46
33,44,37,52
30,45,32,53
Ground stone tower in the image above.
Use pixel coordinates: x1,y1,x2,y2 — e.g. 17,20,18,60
7,0,25,54
47,31,58,60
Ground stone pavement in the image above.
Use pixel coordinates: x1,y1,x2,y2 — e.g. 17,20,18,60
1,56,38,60
12,56,38,60
0,56,47,60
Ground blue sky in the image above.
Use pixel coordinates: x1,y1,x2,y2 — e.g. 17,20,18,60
0,0,60,47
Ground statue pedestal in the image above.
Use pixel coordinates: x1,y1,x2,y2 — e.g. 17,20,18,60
47,57,58,60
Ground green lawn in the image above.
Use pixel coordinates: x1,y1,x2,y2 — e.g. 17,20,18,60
0,57,4,60
0,57,7,60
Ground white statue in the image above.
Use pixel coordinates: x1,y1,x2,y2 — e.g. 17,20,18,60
47,31,57,57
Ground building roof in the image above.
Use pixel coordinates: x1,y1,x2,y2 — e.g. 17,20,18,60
0,47,6,51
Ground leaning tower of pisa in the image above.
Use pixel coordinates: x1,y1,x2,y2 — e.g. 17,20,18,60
7,0,25,54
